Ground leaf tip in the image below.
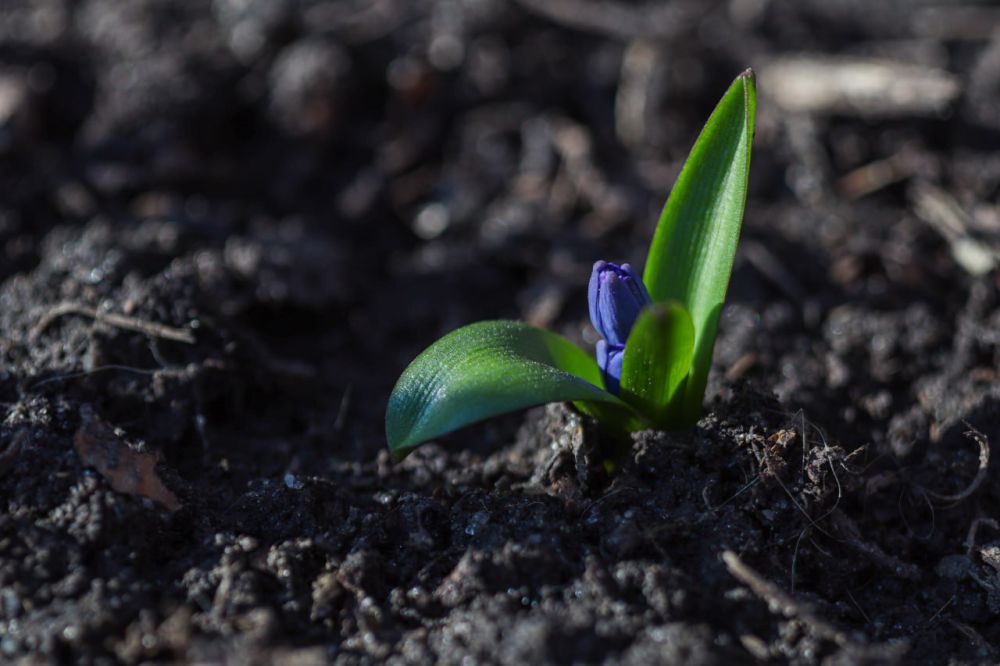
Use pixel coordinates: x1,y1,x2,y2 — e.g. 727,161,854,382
738,68,757,140
739,68,757,104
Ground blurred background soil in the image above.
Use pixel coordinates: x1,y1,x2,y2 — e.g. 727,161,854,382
3,0,1000,663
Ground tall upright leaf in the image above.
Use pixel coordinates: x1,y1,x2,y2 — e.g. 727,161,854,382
642,69,756,422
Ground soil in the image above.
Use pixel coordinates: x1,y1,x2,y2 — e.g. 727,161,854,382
3,1,1000,664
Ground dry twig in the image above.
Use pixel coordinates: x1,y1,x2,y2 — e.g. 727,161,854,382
30,302,196,345
831,510,922,580
838,148,922,200
724,551,910,660
722,550,851,646
910,182,998,276
948,619,998,658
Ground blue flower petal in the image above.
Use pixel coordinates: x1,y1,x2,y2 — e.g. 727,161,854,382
588,261,651,347
596,339,625,394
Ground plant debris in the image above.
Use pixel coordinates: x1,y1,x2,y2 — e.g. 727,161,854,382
73,406,182,513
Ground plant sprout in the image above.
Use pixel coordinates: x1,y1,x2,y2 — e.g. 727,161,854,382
386,69,756,458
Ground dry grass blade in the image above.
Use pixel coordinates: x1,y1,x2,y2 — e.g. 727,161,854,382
926,427,990,504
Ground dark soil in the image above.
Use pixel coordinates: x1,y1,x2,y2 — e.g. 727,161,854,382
3,1,1000,664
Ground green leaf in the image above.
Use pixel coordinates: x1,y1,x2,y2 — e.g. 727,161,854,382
386,320,633,457
619,301,695,425
642,69,756,424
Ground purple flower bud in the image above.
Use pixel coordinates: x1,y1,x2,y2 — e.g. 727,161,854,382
588,261,651,347
596,340,625,394
589,261,650,394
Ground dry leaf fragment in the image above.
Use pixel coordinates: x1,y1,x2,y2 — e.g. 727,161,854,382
74,406,181,512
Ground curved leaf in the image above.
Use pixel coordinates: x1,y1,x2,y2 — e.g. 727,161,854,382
619,302,695,425
642,69,756,423
386,320,631,456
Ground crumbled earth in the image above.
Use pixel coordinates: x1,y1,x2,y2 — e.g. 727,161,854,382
3,1,1000,664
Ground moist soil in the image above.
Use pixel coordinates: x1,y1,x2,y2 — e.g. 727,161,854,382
3,1,1000,664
